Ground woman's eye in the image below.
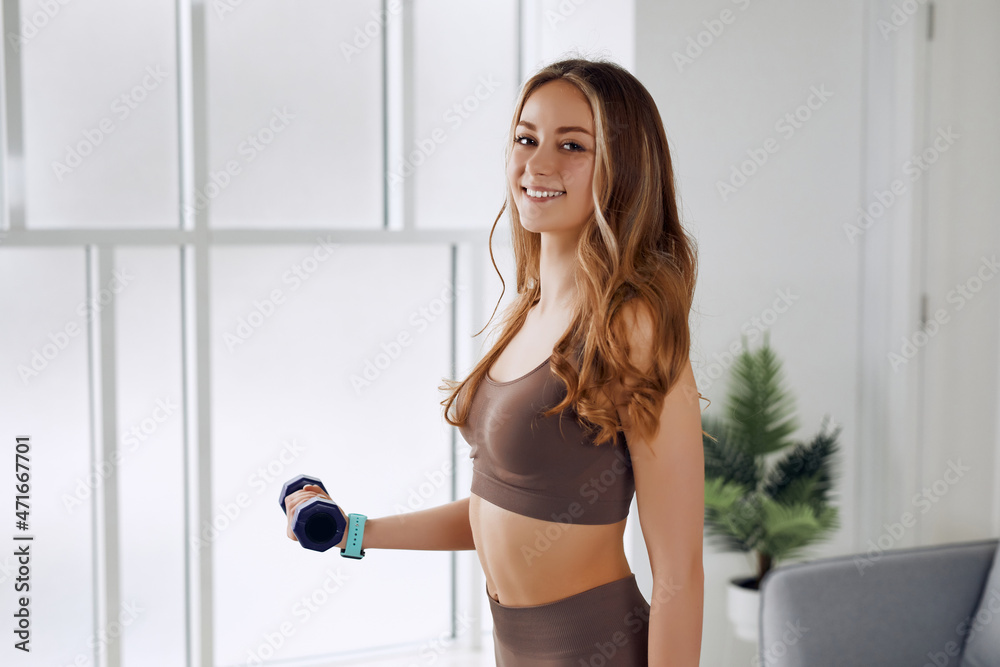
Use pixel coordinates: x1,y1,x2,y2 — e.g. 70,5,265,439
512,136,584,151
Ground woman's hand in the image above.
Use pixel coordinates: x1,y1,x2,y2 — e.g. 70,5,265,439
284,484,350,550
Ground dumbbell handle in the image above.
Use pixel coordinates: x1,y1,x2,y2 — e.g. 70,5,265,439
279,475,347,553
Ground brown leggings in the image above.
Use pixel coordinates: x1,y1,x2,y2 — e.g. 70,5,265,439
487,573,651,666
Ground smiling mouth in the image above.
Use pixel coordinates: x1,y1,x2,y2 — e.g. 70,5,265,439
522,187,566,202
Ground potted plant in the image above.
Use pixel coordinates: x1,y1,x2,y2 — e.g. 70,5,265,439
702,331,842,642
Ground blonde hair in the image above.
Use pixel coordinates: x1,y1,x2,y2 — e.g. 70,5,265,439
439,56,705,453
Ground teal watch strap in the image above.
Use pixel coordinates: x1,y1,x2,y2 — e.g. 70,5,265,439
341,513,367,559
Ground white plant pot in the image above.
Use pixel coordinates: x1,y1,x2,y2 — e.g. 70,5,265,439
726,576,760,643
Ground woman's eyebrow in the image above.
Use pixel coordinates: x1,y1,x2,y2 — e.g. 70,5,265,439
517,120,593,137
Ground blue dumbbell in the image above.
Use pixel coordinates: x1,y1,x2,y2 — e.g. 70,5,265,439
279,475,347,552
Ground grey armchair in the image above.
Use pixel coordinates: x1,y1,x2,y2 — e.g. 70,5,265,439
758,537,1000,666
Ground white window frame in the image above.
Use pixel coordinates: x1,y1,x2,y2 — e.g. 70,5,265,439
0,1,525,664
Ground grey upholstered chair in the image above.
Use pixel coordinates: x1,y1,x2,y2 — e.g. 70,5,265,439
758,537,1000,666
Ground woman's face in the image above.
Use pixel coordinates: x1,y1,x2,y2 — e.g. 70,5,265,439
507,79,596,235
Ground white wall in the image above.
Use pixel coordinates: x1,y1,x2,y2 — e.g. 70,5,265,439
634,0,1000,664
636,0,866,663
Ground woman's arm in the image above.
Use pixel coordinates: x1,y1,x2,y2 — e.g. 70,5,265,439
615,301,705,666
362,496,475,551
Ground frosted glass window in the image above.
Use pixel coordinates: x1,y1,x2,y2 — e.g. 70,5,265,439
0,248,94,663
20,0,179,227
206,1,383,229
210,244,455,663
412,1,519,230
114,248,185,666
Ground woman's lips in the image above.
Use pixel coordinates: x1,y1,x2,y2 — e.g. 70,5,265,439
522,187,565,203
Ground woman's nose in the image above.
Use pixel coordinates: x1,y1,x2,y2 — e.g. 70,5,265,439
525,145,556,175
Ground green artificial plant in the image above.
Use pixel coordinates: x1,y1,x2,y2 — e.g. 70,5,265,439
702,331,842,589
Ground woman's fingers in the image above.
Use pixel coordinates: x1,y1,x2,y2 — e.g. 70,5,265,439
285,485,332,542
286,486,324,509
303,484,332,500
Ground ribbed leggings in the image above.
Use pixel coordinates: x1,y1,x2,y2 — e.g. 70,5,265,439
487,573,650,666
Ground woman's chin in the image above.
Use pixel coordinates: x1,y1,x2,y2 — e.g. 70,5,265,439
515,206,591,234
517,217,540,232
518,218,551,233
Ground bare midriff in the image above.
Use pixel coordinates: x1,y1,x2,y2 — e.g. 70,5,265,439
469,491,632,607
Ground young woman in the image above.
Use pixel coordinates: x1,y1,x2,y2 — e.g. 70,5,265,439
285,57,705,666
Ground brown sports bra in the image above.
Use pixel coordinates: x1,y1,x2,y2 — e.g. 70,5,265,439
459,353,635,525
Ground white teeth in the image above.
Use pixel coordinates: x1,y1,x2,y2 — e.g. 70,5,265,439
525,188,565,198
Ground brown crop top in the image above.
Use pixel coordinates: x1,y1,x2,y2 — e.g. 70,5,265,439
459,353,635,525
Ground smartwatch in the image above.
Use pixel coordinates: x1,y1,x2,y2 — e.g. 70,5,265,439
340,513,367,559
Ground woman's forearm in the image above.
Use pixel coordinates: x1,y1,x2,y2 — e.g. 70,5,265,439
362,496,475,551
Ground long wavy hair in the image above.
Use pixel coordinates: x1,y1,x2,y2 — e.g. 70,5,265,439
439,56,707,454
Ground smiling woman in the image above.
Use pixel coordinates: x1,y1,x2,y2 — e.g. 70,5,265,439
282,55,704,667
437,56,707,666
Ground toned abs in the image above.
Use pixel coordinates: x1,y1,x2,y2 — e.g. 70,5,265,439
470,493,631,606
